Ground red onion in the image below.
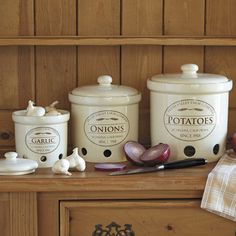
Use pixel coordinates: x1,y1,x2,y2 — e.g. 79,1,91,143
94,163,126,171
140,143,170,166
123,141,146,166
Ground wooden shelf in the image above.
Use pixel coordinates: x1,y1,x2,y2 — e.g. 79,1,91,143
0,162,214,194
0,36,236,46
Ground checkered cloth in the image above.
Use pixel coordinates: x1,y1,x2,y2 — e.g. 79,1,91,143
201,149,236,221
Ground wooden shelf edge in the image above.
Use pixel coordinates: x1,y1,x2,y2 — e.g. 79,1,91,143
0,36,236,46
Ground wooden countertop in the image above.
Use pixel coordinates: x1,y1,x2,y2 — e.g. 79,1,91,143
0,162,215,198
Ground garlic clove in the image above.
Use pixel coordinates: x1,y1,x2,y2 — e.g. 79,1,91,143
26,100,46,117
64,147,81,168
63,171,72,176
64,147,86,171
45,101,61,115
27,109,45,117
52,159,72,176
45,101,59,111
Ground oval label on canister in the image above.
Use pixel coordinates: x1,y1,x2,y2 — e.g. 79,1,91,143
25,127,60,154
84,110,130,147
164,99,216,141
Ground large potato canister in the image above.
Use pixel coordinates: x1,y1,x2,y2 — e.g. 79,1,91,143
147,64,233,162
69,75,141,163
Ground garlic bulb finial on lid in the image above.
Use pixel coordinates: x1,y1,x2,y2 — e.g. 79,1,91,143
26,100,46,116
45,101,62,116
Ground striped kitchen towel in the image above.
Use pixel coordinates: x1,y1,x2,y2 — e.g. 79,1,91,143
201,149,236,221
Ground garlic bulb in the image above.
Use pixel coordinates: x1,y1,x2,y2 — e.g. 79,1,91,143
26,100,46,116
64,147,86,171
45,101,61,116
75,158,86,172
52,159,72,176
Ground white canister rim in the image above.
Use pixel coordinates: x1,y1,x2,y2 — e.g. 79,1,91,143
147,79,233,94
147,64,233,94
69,92,141,106
12,110,70,125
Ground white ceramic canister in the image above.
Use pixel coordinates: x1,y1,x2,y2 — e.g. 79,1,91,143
12,110,70,167
68,75,141,163
147,64,233,162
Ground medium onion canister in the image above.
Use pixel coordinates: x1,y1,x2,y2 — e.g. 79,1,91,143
147,64,233,162
69,75,141,163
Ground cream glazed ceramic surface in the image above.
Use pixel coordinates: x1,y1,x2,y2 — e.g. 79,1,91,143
69,75,141,163
0,152,38,175
147,64,233,162
12,109,70,167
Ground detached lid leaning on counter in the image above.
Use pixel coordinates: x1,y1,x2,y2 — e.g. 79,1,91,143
0,152,38,175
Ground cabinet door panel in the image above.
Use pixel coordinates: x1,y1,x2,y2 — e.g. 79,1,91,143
0,193,9,236
60,200,236,236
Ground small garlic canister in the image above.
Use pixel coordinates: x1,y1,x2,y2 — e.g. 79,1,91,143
147,64,233,162
12,109,70,167
69,75,141,163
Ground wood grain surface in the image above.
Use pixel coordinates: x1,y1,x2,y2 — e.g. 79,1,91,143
78,0,120,87
122,0,163,145
121,46,162,145
205,0,236,134
0,0,34,110
164,0,205,36
1,36,236,46
0,193,10,236
0,162,214,194
122,0,163,36
61,200,236,236
35,0,77,109
78,0,120,36
206,0,236,36
10,192,37,236
163,46,204,73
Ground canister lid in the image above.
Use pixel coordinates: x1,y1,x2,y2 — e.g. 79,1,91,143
69,75,141,105
147,64,233,94
0,152,38,175
12,109,70,125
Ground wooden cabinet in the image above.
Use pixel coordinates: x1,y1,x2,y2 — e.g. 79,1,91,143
0,163,235,236
60,200,236,236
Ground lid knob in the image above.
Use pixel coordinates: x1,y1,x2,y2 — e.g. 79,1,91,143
4,152,18,160
97,75,112,87
181,64,199,75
